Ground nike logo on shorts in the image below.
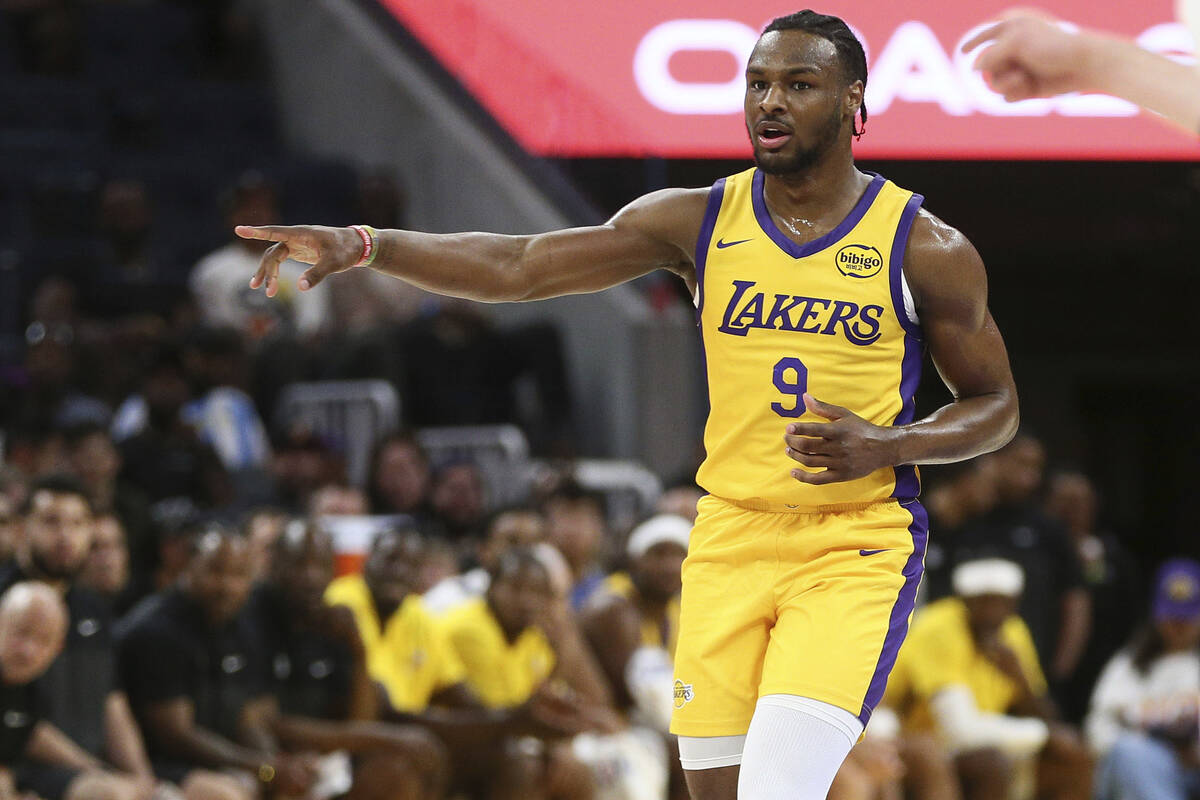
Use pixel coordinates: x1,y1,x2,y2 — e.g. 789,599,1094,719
859,548,890,556
715,237,753,249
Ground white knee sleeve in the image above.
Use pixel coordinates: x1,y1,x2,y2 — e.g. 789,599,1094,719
736,695,864,800
677,733,747,770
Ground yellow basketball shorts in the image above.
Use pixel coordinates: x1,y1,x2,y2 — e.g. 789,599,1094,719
669,494,928,737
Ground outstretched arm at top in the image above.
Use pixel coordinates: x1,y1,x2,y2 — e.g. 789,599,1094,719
238,188,707,303
963,11,1200,136
784,210,1018,484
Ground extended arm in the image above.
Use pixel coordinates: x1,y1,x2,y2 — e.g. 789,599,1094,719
784,211,1018,483
964,11,1200,135
239,188,707,302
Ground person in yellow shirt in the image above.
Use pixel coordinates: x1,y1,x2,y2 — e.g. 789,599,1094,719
885,558,1091,800
324,525,468,712
440,546,616,800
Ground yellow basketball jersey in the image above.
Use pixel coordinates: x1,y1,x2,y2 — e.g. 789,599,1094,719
694,167,924,511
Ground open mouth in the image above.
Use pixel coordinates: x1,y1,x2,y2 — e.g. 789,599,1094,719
755,121,793,150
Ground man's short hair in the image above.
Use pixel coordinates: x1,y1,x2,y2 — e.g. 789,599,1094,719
20,474,93,516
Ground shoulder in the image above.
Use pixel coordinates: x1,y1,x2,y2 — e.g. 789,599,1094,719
901,208,987,313
609,186,716,267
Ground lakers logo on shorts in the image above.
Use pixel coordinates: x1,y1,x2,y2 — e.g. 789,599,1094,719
673,679,694,709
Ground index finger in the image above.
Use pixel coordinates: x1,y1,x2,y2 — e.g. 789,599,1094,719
784,422,833,438
961,20,1006,53
234,225,299,243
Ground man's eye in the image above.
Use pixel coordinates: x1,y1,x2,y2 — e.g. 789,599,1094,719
792,82,811,90
750,81,766,91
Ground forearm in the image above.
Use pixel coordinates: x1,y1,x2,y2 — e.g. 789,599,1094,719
372,230,529,303
1084,34,1200,134
155,725,269,772
104,694,152,777
26,723,105,772
892,389,1018,466
545,624,615,707
1051,589,1092,679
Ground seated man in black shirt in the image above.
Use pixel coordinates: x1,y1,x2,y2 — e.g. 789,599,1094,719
2,475,239,800
117,525,315,800
254,521,447,799
0,582,67,791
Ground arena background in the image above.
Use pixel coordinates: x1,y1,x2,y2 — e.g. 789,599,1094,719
270,0,1198,565
0,0,1198,795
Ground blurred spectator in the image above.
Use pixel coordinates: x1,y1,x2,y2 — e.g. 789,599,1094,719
584,515,687,726
442,546,610,711
241,507,286,585
90,179,183,320
440,546,608,800
884,557,1092,800
115,346,231,508
429,459,487,543
425,508,547,616
323,526,466,713
828,738,905,800
399,307,573,453
0,582,68,783
582,514,689,800
541,481,609,610
1086,559,1200,800
922,456,1000,603
307,483,367,518
654,484,703,524
76,514,136,616
1044,469,1142,723
1,475,229,800
4,0,82,75
3,315,110,436
326,169,429,335
0,493,19,567
189,172,328,341
954,434,1090,690
179,328,271,475
115,525,305,800
366,432,430,518
253,521,447,799
61,423,153,599
0,468,29,516
416,537,458,596
269,427,345,514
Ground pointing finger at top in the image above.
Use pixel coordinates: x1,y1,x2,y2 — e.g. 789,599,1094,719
235,225,299,243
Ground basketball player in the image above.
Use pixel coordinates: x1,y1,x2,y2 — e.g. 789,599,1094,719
240,11,1019,799
964,8,1200,135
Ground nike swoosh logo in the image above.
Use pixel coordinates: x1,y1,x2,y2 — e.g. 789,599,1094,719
859,548,891,556
715,237,753,249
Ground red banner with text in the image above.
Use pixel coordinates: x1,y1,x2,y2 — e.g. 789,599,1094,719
381,0,1199,159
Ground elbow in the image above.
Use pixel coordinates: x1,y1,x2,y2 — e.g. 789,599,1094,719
991,384,1020,452
492,241,538,303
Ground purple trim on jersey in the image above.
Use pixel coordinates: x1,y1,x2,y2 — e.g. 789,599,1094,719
858,500,929,726
888,193,925,340
890,192,926,501
751,169,884,260
693,177,727,325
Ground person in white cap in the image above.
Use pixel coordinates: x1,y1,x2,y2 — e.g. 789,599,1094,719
883,558,1093,800
581,514,691,800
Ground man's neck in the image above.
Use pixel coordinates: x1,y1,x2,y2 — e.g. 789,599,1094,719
760,150,863,221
